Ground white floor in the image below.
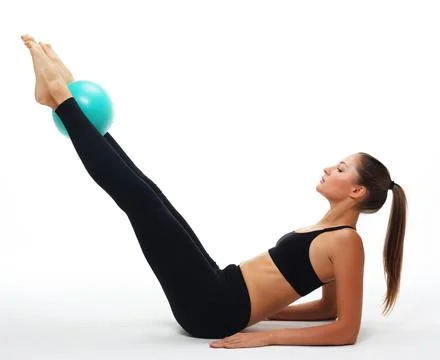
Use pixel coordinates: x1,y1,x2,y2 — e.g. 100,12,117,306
1,285,437,360
3,0,439,358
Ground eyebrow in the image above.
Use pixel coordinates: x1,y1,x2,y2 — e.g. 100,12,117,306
339,161,348,167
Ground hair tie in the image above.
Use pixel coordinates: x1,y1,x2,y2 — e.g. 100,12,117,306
389,180,395,190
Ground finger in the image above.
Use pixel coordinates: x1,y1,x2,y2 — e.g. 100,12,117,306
210,342,225,348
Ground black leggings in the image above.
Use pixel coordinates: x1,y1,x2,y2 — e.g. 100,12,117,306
55,97,251,339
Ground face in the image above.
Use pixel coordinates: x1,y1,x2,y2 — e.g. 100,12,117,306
316,154,366,203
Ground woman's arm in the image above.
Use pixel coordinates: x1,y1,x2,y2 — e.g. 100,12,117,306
267,299,337,321
211,231,363,349
270,231,363,345
268,321,355,346
210,321,355,348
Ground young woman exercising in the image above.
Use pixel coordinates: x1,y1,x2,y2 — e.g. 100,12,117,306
21,34,407,348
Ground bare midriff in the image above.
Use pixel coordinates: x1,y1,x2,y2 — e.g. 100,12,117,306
239,251,302,326
239,227,339,327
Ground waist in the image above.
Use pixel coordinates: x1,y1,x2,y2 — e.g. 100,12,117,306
239,251,302,324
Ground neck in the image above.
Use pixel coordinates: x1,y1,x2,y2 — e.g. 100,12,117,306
317,200,359,229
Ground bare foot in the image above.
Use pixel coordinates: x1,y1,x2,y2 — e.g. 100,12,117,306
21,34,72,109
21,34,56,108
40,42,74,84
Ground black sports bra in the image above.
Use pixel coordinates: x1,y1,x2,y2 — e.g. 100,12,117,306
268,225,356,297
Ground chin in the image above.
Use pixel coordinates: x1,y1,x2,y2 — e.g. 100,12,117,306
316,184,324,194
316,184,329,199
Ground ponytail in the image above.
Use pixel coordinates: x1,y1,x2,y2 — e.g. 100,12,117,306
356,152,408,315
382,183,407,315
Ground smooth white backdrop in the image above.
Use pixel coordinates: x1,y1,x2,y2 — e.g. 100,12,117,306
1,1,439,359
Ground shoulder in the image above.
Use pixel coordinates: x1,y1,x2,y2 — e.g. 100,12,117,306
317,229,365,289
331,228,364,257
328,228,365,279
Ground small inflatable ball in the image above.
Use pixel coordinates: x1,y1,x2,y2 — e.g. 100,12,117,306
52,80,114,137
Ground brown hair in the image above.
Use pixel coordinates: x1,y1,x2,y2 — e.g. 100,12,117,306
355,152,407,315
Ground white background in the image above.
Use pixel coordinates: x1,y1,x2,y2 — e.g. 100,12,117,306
1,1,439,359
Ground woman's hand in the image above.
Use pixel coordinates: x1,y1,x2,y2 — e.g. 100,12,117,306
209,332,273,349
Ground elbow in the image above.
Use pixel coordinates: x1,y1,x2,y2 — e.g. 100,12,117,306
339,335,357,345
334,333,357,346
340,330,359,345
336,323,360,345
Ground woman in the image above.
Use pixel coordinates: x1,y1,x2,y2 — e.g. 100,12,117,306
21,34,407,348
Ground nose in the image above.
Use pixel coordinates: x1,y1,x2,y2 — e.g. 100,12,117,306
324,167,331,175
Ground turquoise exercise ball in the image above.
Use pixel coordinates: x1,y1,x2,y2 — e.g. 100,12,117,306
52,80,114,137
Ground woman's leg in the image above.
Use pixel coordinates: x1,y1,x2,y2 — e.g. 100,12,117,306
22,35,250,338
56,97,239,337
33,38,220,271
103,132,219,271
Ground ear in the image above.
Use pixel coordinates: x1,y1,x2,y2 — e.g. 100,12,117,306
350,185,367,200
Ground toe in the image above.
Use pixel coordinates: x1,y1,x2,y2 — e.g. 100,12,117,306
22,34,36,43
23,35,39,50
26,40,36,50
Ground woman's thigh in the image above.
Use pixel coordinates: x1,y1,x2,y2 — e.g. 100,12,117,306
127,206,224,304
127,208,251,337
